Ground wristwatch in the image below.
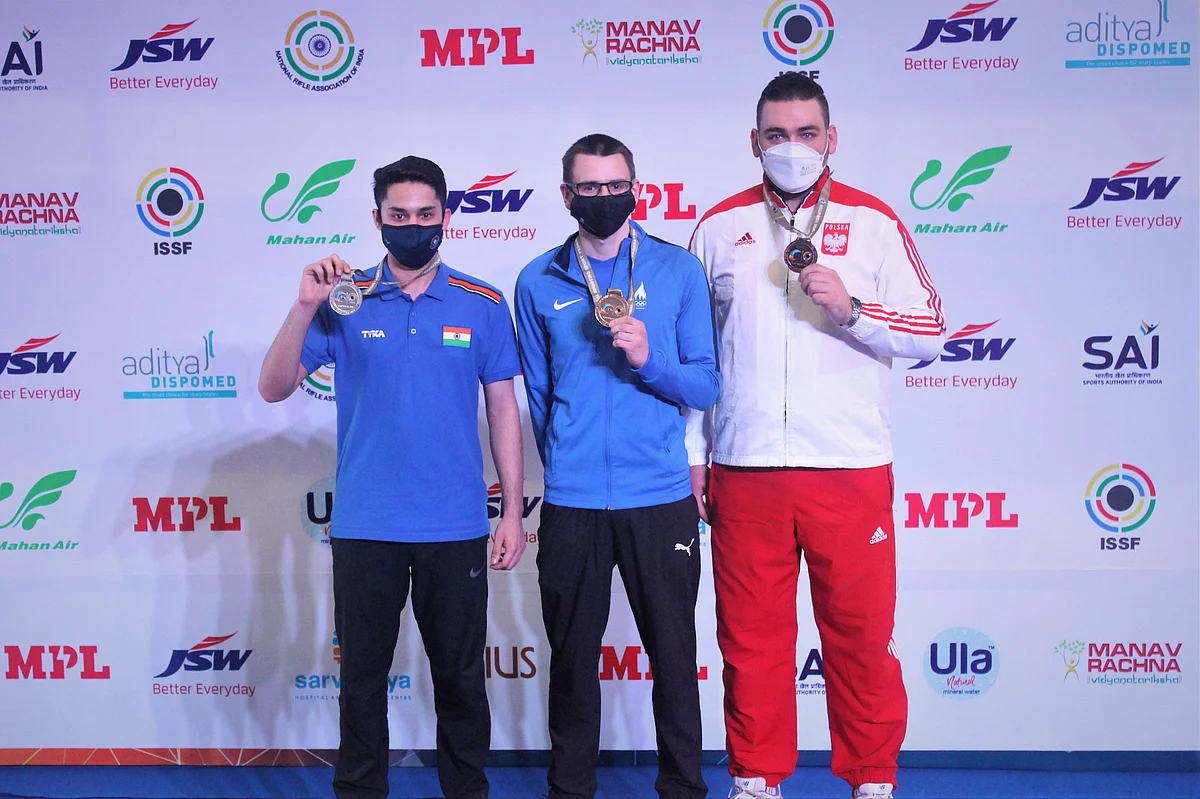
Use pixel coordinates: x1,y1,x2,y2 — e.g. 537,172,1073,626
842,296,862,328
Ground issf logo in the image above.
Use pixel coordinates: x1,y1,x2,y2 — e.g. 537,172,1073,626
136,167,203,255
1086,463,1156,542
762,0,835,67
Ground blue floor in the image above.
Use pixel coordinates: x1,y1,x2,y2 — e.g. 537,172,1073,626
0,766,1197,799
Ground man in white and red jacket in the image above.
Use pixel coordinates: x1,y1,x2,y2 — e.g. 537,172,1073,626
686,74,946,799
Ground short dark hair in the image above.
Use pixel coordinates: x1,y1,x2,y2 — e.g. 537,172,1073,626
561,134,636,184
756,73,830,129
372,156,447,210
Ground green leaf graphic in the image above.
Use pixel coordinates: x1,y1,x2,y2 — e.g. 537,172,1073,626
0,470,75,530
910,146,1011,212
0,483,12,503
261,159,355,224
21,513,44,532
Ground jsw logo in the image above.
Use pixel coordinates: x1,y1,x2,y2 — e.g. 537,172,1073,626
446,171,533,214
132,496,242,532
910,321,1013,370
155,633,251,678
485,483,542,520
904,492,1018,528
0,334,76,375
112,20,214,71
4,645,110,680
599,645,709,680
908,1,1017,51
1070,158,1180,210
420,27,534,66
632,183,695,221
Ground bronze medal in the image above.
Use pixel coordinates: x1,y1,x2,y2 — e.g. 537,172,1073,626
784,238,818,273
595,289,631,328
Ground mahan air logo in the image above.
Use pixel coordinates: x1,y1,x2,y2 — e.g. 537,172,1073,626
1086,464,1155,550
763,0,834,72
910,146,1010,234
0,470,81,553
277,10,364,91
262,159,358,246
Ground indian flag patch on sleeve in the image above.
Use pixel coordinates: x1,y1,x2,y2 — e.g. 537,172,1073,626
443,326,472,348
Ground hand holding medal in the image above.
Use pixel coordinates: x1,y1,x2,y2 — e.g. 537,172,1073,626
766,179,833,275
573,228,640,329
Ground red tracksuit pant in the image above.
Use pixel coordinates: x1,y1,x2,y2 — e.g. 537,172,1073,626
710,464,907,789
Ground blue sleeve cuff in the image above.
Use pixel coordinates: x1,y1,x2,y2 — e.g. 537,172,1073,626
632,348,668,382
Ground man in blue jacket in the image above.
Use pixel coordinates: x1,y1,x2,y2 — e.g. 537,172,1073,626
514,134,719,799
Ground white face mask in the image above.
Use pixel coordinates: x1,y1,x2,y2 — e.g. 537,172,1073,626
759,137,829,194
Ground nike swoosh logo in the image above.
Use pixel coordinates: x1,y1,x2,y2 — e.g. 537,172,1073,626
469,566,484,578
553,298,584,311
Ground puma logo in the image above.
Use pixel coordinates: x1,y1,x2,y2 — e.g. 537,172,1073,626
675,539,695,556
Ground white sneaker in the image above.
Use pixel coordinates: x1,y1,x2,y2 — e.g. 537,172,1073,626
729,775,782,798
851,783,894,798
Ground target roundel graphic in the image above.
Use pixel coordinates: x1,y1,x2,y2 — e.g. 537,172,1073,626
1085,463,1156,533
283,10,357,84
136,167,204,238
762,0,836,66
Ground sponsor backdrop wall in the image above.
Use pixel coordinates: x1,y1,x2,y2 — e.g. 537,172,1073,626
1,0,1197,765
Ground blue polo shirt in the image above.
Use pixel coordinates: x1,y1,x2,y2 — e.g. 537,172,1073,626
300,259,521,543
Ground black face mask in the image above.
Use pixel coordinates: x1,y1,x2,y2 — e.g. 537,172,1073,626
569,191,637,239
380,223,442,269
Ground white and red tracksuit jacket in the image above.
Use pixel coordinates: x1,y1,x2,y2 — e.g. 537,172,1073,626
685,170,946,469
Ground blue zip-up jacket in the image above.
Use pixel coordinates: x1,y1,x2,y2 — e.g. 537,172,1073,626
514,221,719,510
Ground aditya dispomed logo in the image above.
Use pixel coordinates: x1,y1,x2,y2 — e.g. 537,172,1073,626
136,167,203,249
301,363,335,402
763,0,835,66
1086,464,1156,534
924,627,997,699
277,10,364,91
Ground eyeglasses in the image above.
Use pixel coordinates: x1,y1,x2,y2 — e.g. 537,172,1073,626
566,180,633,197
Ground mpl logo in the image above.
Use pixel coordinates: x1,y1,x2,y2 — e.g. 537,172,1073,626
796,647,825,697
599,645,709,681
1082,321,1161,387
924,627,997,699
4,645,110,680
136,167,203,253
420,27,533,66
154,633,251,678
301,476,335,545
1086,463,1156,551
485,645,537,679
486,483,542,546
1,335,75,376
908,1,1017,52
301,363,336,402
904,492,1018,529
262,159,358,246
2,26,47,90
762,0,834,75
132,496,242,532
112,20,213,71
905,321,1017,391
632,183,696,222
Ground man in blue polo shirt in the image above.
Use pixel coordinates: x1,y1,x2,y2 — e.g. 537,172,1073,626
259,156,525,799
514,134,719,799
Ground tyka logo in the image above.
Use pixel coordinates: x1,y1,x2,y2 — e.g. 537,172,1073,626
155,633,252,678
136,167,203,253
1066,0,1190,69
1070,158,1180,210
302,476,335,545
277,10,364,91
132,496,242,533
905,321,1017,391
599,645,709,681
1,335,75,376
112,20,213,72
262,159,358,246
911,146,1010,235
632,183,695,221
2,26,47,90
762,0,834,73
904,492,1018,529
4,645,110,680
420,27,533,66
924,628,997,699
1082,321,1161,387
0,470,76,533
1086,464,1156,550
909,1,1017,51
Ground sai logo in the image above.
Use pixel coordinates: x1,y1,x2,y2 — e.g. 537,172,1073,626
302,476,335,545
1086,464,1156,548
301,363,336,402
2,26,45,87
924,627,997,699
762,0,835,67
137,167,203,252
277,10,364,91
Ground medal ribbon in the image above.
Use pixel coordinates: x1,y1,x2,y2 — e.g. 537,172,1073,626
572,227,639,318
341,254,442,297
763,177,833,250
